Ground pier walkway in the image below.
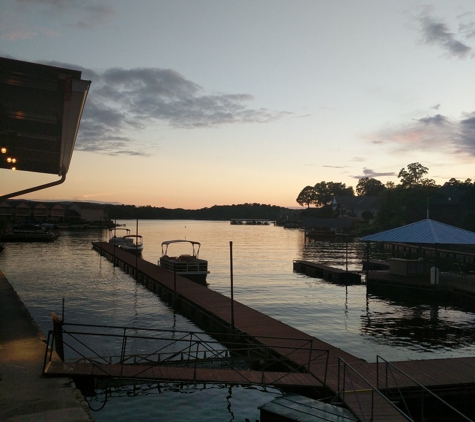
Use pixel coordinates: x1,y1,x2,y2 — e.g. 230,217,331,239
0,270,94,422
81,243,475,421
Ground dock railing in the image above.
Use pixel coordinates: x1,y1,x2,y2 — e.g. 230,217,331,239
376,355,473,422
43,322,329,387
337,357,412,421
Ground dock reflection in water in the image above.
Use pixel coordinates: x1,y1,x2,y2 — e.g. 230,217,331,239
1,220,475,421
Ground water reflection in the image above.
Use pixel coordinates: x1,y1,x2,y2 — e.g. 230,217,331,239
87,381,279,422
362,296,475,351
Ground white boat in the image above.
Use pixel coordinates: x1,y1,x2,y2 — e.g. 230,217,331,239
109,228,144,255
158,240,209,284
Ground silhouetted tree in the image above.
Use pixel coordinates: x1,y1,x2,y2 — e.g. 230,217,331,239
356,177,386,196
398,162,436,188
296,186,316,208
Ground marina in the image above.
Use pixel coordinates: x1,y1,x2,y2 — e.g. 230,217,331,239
43,240,475,420
2,220,475,421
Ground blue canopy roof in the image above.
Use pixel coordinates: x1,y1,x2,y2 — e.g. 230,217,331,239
360,219,475,245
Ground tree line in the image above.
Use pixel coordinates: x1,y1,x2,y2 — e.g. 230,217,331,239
107,203,288,221
296,163,475,231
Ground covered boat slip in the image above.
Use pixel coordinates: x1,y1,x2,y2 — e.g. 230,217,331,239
361,219,475,308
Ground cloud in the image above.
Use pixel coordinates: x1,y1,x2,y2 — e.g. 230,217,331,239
0,0,115,39
352,168,396,179
367,112,475,158
459,112,475,155
458,11,475,39
417,11,472,58
43,63,290,155
17,0,115,28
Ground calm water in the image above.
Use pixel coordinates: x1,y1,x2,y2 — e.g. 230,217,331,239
1,220,474,421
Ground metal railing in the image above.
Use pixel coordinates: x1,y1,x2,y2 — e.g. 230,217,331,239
43,322,329,387
336,357,412,422
376,355,473,422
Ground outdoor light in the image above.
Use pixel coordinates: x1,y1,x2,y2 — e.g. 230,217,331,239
1,147,6,154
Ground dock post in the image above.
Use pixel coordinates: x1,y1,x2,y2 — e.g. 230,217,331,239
51,312,64,362
173,267,177,306
135,218,139,275
230,241,235,336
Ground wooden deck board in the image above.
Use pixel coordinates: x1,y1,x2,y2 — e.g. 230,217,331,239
46,362,320,387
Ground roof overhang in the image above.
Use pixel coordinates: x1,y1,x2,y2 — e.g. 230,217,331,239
0,57,90,182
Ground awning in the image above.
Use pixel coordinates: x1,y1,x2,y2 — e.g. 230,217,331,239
0,57,91,199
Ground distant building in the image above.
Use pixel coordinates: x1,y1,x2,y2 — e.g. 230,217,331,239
33,203,49,222
0,200,108,224
68,202,108,223
15,202,32,222
50,204,66,222
0,201,13,220
332,196,381,220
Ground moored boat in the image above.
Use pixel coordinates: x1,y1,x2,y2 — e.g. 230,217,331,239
158,240,209,285
109,228,143,255
0,224,58,242
119,234,144,256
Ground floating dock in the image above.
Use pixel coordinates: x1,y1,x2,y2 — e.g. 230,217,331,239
293,260,361,284
230,219,273,225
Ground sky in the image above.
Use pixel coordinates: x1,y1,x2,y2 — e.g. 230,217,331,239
1,0,475,209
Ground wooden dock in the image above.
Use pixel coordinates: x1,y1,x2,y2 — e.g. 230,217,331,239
65,242,475,421
45,361,321,388
293,260,361,284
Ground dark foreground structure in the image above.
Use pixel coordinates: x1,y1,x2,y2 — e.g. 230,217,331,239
0,270,94,421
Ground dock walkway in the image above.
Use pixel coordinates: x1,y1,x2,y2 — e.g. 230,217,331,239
0,270,94,422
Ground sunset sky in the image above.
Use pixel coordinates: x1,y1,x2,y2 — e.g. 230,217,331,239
1,0,474,209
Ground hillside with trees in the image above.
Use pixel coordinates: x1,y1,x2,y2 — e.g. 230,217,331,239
107,203,289,221
296,162,475,232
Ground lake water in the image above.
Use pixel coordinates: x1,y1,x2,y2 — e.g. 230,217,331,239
1,219,474,421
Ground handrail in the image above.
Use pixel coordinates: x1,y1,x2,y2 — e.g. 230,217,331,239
337,357,412,422
43,323,329,388
376,355,473,422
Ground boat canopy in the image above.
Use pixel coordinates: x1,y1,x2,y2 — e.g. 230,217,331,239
161,240,202,257
109,228,131,235
161,240,201,246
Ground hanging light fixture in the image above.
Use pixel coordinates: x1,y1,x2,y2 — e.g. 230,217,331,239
1,131,18,170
